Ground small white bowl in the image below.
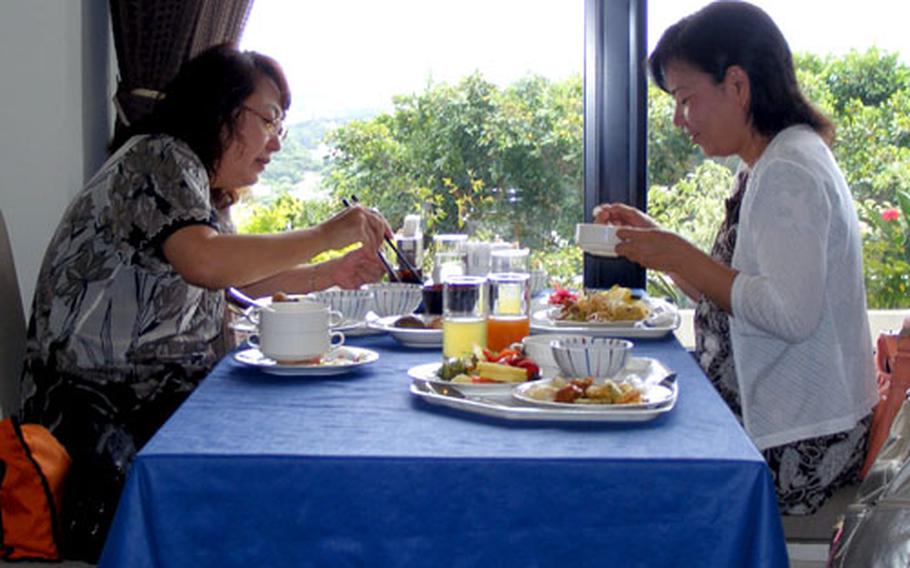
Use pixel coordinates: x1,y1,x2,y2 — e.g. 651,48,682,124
307,288,374,324
366,282,423,317
550,336,633,379
522,334,588,378
575,223,620,257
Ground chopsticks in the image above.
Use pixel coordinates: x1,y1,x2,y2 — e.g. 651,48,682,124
227,286,274,312
350,195,423,285
341,197,400,283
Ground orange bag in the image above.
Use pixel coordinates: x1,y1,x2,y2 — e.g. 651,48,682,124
0,417,70,560
860,330,910,479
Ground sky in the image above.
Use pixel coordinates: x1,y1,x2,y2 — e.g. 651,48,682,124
241,0,910,124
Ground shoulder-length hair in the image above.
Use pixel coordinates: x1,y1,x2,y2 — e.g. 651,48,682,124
649,1,833,145
111,43,291,199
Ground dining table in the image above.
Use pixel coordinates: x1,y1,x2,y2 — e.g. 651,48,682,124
98,330,788,567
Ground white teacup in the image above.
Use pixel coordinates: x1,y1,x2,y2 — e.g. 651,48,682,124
250,299,345,362
575,223,620,257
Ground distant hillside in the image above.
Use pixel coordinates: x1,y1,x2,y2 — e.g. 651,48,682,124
287,107,382,146
258,108,380,192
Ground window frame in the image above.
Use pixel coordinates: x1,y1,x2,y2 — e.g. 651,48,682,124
584,0,647,289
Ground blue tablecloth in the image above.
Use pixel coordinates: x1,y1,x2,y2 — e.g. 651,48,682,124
99,334,787,567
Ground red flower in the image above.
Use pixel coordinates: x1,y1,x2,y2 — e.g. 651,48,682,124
548,285,577,306
882,208,900,222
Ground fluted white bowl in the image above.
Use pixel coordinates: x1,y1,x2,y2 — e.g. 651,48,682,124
308,288,374,324
550,336,633,379
367,283,423,317
522,334,587,378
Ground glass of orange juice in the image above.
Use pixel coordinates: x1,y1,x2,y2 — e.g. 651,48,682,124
486,272,531,352
443,275,487,359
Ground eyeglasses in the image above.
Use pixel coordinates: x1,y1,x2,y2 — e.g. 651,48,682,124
242,106,287,140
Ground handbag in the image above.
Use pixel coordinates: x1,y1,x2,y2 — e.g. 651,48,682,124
0,416,70,560
859,328,910,479
829,397,910,567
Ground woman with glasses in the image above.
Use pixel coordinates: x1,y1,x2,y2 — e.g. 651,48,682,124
19,43,391,561
595,1,878,515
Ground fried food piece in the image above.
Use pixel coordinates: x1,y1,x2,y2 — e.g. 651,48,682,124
554,382,585,403
394,315,427,329
585,380,623,403
271,291,298,302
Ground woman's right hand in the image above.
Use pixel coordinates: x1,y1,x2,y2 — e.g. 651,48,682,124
592,203,658,229
326,247,388,289
320,204,393,253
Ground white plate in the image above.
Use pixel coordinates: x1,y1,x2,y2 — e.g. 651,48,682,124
547,312,639,327
512,378,675,410
368,315,443,348
409,381,675,422
407,362,537,396
334,314,386,336
234,346,379,376
531,299,680,338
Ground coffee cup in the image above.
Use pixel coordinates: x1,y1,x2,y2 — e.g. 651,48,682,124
575,223,620,257
249,299,345,363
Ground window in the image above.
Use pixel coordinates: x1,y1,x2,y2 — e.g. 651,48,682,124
239,0,593,286
242,0,909,309
647,0,910,309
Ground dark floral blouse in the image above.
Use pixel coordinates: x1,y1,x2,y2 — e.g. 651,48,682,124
18,134,233,559
21,134,230,420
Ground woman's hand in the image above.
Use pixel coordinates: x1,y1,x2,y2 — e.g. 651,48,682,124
593,203,658,229
615,226,737,312
613,227,693,274
325,248,388,289
320,205,393,253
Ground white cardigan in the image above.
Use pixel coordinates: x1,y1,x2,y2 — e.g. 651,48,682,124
729,125,879,450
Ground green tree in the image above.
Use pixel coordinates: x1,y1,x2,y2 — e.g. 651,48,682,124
240,192,334,234
647,82,703,187
324,72,582,251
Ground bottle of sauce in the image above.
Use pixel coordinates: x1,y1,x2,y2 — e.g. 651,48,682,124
395,214,423,284
422,234,467,316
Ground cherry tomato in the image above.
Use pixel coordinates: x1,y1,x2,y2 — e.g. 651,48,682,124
512,359,541,380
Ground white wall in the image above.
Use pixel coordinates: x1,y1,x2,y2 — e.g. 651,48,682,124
0,0,111,317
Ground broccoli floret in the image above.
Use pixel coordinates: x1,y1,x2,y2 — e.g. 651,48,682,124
437,357,473,382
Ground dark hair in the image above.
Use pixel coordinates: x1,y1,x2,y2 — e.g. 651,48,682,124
111,43,291,179
649,1,833,145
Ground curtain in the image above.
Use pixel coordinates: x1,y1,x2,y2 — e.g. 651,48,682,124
109,0,254,136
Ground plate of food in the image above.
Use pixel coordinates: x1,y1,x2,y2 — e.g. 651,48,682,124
531,286,679,337
512,376,675,410
234,346,379,376
410,381,676,422
407,347,543,396
368,314,443,347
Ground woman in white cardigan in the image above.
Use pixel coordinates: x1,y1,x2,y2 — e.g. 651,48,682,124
596,1,878,515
